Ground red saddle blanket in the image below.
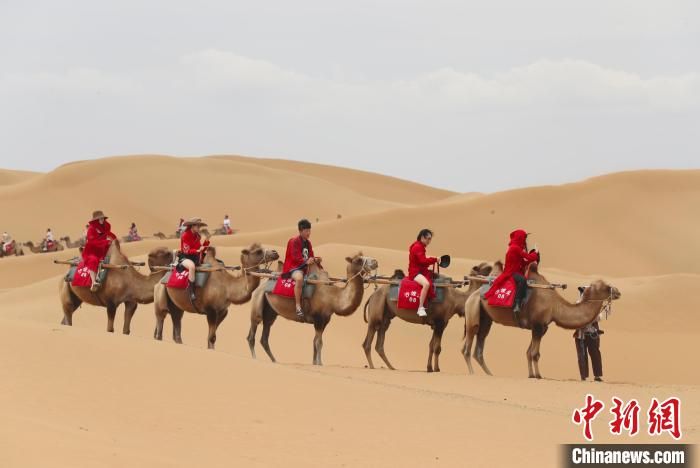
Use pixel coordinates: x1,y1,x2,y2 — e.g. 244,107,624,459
166,267,191,289
397,278,435,310
271,277,296,298
71,261,93,287
486,277,517,308
3,242,12,254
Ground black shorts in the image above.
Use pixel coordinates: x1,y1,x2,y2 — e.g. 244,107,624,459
176,253,200,271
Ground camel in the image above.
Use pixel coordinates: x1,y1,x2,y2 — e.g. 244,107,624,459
362,262,495,372
461,263,621,379
153,231,179,240
59,240,174,334
154,244,279,349
60,236,84,249
24,240,64,253
0,240,24,258
247,253,379,366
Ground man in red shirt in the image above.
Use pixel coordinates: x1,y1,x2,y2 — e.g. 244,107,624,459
281,219,322,317
178,217,210,302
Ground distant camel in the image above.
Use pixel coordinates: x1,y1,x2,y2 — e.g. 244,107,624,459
462,263,621,378
60,236,84,249
0,240,24,258
24,240,64,253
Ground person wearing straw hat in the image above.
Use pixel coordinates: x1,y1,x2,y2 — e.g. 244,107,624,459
178,217,210,302
82,210,117,291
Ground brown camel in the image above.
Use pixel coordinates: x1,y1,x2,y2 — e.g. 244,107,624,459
24,240,64,253
362,262,495,372
153,231,179,240
461,264,621,378
247,253,379,365
59,240,174,334
153,244,279,349
60,236,84,249
0,240,24,257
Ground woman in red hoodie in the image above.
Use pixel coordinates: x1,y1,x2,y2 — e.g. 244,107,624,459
178,217,210,301
485,229,540,314
82,210,117,291
408,228,438,317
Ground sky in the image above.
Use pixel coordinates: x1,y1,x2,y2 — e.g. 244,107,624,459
0,0,698,192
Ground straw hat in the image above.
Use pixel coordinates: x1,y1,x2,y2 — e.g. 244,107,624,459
91,210,108,221
183,217,207,227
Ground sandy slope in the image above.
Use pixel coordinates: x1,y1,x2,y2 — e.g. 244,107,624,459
0,155,453,241
0,156,697,467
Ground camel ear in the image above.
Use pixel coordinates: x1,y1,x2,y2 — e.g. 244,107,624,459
345,256,353,263
241,249,249,255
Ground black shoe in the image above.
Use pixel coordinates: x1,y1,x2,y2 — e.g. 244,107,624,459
189,283,196,302
594,377,603,382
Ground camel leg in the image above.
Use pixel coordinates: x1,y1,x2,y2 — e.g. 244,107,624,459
312,317,330,366
154,305,167,341
474,313,493,376
432,321,446,373
60,284,81,327
461,321,478,375
375,319,395,370
123,302,137,335
171,308,184,344
529,324,548,379
247,318,260,359
260,305,277,363
427,327,436,373
526,340,535,378
362,322,378,369
206,309,219,350
106,304,117,333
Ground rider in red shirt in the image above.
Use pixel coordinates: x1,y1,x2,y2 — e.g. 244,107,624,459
82,210,117,291
485,229,540,313
178,218,210,301
282,219,321,318
408,228,438,317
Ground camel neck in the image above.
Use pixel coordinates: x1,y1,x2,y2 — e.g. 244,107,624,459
226,270,260,304
551,294,604,329
335,273,364,316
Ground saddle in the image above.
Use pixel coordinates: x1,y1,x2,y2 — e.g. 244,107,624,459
390,274,451,310
161,263,215,289
264,273,318,299
479,279,533,309
67,256,111,289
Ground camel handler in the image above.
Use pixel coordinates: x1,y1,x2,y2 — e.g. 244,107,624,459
82,210,117,291
408,229,439,318
281,219,321,318
574,286,604,382
177,217,210,302
485,229,540,315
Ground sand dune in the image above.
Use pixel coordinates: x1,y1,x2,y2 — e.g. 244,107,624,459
0,168,38,186
0,156,697,467
0,155,451,241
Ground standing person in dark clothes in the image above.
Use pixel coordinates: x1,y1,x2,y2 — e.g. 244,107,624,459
574,286,604,382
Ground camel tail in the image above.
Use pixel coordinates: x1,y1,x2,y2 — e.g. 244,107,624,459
363,297,370,323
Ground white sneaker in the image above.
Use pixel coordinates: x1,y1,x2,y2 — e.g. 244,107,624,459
417,307,427,317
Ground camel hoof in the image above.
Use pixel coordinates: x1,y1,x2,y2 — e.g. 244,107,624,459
427,368,433,373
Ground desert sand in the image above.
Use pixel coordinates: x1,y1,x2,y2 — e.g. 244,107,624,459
0,155,697,467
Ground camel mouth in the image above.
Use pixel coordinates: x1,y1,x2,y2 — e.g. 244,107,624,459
611,287,622,300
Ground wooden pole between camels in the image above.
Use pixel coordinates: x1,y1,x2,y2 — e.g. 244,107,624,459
150,265,242,273
463,275,567,290
54,260,145,269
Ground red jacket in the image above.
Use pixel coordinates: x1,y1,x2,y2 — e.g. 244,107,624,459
82,219,117,271
408,240,437,279
485,229,539,298
180,228,209,255
282,235,314,275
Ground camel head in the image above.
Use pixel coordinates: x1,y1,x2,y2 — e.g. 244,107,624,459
470,261,493,277
240,243,280,270
344,252,379,278
491,260,504,276
581,280,622,302
153,232,166,240
147,247,175,271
